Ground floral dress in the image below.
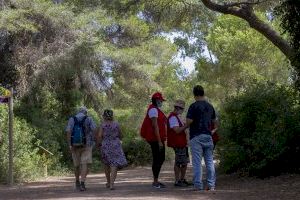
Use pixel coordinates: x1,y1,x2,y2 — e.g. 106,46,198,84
100,121,127,168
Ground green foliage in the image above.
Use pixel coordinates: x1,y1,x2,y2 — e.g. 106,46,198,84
275,0,300,86
196,14,290,105
220,82,300,177
123,137,152,166
0,0,297,181
0,106,43,183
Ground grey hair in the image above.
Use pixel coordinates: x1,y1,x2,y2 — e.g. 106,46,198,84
78,106,88,115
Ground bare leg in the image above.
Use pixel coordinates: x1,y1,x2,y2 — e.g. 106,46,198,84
180,165,187,180
75,166,80,182
104,164,111,188
80,164,88,182
174,164,180,182
110,167,118,190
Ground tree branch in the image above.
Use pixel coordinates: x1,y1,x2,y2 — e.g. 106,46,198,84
200,0,294,60
223,0,270,8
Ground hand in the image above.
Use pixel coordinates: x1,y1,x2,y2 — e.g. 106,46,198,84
158,141,164,150
211,128,218,135
186,140,190,147
69,145,73,153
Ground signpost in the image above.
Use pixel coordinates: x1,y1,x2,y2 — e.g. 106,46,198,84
0,86,14,186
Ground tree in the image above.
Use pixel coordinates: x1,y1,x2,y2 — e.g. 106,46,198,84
100,0,293,61
99,0,300,86
199,0,293,60
275,0,300,87
195,14,290,105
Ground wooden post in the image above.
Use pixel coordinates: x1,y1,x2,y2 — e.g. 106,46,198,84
8,88,14,186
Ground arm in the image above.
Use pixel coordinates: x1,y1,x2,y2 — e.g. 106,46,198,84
185,105,194,128
185,118,193,127
169,116,188,134
67,131,72,147
96,126,103,147
118,124,123,140
211,107,218,134
66,118,74,151
172,125,188,134
211,119,218,134
151,117,161,143
89,118,98,144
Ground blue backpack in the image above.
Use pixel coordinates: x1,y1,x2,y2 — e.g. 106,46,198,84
71,116,87,147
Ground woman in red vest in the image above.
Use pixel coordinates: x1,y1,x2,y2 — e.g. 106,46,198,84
140,92,167,189
167,100,190,187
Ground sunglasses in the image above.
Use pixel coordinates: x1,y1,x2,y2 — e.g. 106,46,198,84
175,106,185,110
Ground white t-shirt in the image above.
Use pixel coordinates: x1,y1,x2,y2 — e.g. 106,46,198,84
148,108,158,118
169,115,184,128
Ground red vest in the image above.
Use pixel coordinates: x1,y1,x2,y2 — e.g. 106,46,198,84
167,112,187,148
140,104,167,142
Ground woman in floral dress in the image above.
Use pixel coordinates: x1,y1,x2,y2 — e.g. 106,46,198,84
97,109,127,190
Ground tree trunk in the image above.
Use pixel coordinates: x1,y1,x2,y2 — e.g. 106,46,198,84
200,0,294,60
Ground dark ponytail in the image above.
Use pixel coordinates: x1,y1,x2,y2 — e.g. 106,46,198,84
151,98,158,107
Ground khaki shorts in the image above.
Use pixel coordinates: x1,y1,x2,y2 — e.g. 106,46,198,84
71,147,92,167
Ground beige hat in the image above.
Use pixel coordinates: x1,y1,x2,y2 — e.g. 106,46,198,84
174,100,185,109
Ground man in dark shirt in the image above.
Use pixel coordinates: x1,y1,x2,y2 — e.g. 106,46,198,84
186,85,217,191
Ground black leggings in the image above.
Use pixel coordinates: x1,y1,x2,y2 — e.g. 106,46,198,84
149,141,165,179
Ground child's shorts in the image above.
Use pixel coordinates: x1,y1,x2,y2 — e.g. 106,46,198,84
173,147,189,167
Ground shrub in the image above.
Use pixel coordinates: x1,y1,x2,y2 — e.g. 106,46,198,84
0,106,43,183
219,82,300,177
123,137,152,166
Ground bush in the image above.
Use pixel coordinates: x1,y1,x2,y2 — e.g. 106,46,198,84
123,137,152,166
0,106,43,183
219,82,300,177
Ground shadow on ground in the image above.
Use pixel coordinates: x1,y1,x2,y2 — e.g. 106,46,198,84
0,164,299,200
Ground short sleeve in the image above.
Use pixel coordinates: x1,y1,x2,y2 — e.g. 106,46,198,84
88,117,97,132
186,105,194,120
148,108,158,118
65,118,74,133
169,116,179,128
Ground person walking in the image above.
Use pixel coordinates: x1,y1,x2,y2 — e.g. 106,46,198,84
140,92,167,189
167,100,190,187
66,106,97,191
185,85,217,191
97,109,127,190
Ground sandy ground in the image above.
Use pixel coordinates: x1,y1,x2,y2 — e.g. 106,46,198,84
0,163,299,200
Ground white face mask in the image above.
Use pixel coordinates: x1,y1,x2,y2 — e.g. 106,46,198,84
156,100,163,108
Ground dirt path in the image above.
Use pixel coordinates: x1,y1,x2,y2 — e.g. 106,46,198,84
1,164,299,200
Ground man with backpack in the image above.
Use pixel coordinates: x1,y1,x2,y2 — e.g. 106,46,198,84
66,106,97,191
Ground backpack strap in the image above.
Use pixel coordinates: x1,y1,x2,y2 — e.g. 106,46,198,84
81,116,87,123
73,116,78,124
81,116,88,132
73,116,87,124
174,115,183,127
